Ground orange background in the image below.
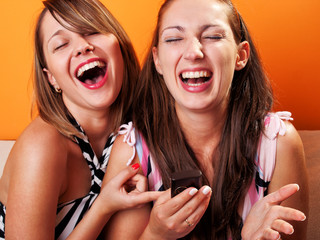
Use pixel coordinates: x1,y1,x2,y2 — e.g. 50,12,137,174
1,0,319,140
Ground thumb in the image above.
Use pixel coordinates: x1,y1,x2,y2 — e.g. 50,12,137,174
111,163,141,188
266,183,299,205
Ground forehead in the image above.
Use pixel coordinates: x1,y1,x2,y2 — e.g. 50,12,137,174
40,11,71,43
160,0,230,30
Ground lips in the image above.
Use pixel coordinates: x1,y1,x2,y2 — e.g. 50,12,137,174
74,58,107,89
180,70,212,89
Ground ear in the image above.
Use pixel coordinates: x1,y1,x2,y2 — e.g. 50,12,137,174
152,46,163,75
235,41,250,71
43,68,60,89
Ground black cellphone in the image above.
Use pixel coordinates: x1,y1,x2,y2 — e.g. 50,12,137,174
170,169,202,197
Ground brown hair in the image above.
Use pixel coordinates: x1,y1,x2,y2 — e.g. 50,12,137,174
33,0,140,139
133,0,273,239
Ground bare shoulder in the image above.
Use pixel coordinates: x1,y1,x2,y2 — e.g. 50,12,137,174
270,119,308,204
0,117,70,205
111,134,136,163
277,121,304,154
104,133,139,181
2,117,69,185
273,120,306,179
10,117,68,164
270,120,309,238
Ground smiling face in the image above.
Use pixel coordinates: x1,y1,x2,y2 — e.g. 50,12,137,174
41,11,124,115
153,0,249,115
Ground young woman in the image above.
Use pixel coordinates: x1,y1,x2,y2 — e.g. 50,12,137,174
0,0,160,239
103,0,308,239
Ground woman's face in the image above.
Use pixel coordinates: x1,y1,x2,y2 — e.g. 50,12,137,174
41,11,124,115
153,0,248,115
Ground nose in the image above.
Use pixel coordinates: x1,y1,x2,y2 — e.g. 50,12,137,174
183,38,204,61
73,37,94,57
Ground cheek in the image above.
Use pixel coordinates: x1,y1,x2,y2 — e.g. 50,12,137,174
158,45,179,67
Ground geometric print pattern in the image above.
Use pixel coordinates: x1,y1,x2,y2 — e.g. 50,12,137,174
0,117,115,240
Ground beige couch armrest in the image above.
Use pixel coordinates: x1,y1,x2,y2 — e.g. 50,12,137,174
0,140,15,175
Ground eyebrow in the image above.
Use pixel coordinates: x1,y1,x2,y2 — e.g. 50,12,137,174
160,24,222,35
201,24,221,31
47,29,65,43
160,25,184,35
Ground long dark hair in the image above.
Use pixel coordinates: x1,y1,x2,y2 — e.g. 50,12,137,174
134,0,273,239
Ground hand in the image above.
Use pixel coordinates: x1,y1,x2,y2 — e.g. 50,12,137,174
144,185,212,240
241,184,306,240
97,163,162,215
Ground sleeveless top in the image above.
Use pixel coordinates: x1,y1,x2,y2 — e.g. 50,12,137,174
0,118,116,240
119,111,293,224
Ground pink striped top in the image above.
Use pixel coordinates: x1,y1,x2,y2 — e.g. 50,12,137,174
119,111,292,225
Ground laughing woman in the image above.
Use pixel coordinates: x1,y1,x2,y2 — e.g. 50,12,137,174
103,0,309,239
0,0,160,239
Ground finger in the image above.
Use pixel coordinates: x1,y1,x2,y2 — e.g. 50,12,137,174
258,227,281,240
271,219,294,235
264,184,299,205
177,186,212,226
153,189,172,206
110,163,141,188
129,174,148,192
271,205,306,222
127,191,163,206
163,187,201,216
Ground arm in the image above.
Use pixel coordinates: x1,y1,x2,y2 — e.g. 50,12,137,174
101,135,212,240
268,121,309,239
5,120,160,240
242,121,308,240
5,122,67,239
67,163,161,239
100,134,153,239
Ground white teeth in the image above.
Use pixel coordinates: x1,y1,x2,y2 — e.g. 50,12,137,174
77,60,105,78
181,70,210,79
186,82,204,87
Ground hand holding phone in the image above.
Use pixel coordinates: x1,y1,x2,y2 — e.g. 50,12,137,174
170,169,202,197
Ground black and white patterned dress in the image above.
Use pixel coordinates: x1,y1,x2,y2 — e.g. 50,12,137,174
0,118,116,239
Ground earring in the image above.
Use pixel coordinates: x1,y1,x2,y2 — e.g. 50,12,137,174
55,87,62,93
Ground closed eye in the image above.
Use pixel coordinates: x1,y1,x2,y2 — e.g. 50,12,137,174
203,33,224,40
54,42,68,51
164,38,183,43
205,36,223,40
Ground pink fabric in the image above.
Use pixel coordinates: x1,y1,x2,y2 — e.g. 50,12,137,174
241,111,292,221
118,111,292,224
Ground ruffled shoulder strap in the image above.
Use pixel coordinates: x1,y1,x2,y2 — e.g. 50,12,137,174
117,123,163,191
263,111,293,140
257,111,293,182
241,111,292,221
118,121,136,166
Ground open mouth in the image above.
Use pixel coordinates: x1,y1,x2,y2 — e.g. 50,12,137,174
180,70,212,86
76,60,107,85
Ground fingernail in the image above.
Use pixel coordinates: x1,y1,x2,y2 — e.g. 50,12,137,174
301,214,307,221
131,163,140,170
189,188,198,196
202,186,211,195
295,184,300,191
289,228,294,235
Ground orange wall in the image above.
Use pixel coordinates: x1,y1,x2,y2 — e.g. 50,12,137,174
1,0,319,140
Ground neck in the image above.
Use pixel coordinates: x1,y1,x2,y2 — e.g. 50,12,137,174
70,108,112,157
176,105,226,176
